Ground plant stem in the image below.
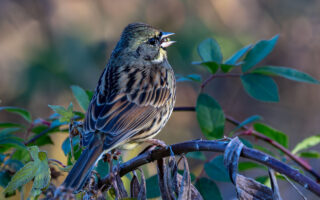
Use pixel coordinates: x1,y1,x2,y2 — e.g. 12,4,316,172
49,158,66,168
102,140,320,197
173,106,320,182
200,73,241,92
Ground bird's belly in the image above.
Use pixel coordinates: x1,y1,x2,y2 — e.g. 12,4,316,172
120,142,140,150
128,97,175,144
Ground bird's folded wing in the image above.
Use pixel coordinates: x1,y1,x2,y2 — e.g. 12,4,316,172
83,68,172,147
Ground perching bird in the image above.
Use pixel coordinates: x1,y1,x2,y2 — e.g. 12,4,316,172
62,22,176,192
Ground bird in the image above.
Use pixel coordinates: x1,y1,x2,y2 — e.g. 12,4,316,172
61,22,176,192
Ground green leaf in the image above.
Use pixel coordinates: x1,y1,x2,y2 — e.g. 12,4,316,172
225,44,252,65
241,74,279,102
11,149,30,164
33,135,53,146
220,64,235,73
0,128,25,149
4,162,37,193
4,159,24,171
238,162,266,171
197,38,223,63
239,138,253,148
71,85,90,111
292,135,320,154
48,103,74,123
186,151,206,161
204,155,230,182
86,90,94,101
253,123,288,148
96,159,109,179
5,146,51,198
231,115,262,134
28,146,40,161
0,107,32,123
196,94,225,139
70,144,82,164
73,111,85,120
255,176,270,187
0,127,20,135
251,66,320,84
192,61,220,74
298,151,320,158
0,138,25,149
0,154,6,163
30,151,50,198
146,175,160,198
195,178,222,200
29,125,58,146
0,171,11,188
176,74,202,82
61,136,80,156
61,137,71,156
0,123,24,129
242,35,279,72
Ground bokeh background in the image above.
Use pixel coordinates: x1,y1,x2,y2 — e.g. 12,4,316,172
1,0,320,199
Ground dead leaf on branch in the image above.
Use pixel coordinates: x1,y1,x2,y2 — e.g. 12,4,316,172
130,169,146,200
157,153,203,200
224,137,282,200
177,155,191,200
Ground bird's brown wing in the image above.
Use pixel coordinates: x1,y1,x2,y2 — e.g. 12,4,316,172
83,65,173,148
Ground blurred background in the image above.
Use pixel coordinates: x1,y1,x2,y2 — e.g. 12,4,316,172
1,0,320,199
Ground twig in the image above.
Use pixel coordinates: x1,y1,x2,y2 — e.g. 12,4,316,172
227,115,320,182
24,126,60,145
24,116,81,145
200,73,241,91
101,140,320,197
49,158,66,168
173,106,320,182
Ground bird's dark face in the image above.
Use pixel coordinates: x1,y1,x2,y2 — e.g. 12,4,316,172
118,23,175,63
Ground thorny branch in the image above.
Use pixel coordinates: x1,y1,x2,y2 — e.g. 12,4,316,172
173,106,320,182
100,140,320,197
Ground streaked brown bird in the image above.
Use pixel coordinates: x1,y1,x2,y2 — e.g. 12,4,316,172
62,22,176,192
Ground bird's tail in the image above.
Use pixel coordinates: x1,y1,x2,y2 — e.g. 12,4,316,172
62,134,104,192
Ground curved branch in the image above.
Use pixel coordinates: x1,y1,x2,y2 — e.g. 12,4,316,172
103,140,320,197
173,106,320,182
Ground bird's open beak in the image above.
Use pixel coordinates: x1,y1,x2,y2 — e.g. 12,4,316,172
160,32,175,48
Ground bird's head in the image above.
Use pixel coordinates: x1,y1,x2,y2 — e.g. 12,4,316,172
115,23,175,63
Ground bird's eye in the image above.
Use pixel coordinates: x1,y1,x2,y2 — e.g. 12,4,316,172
148,37,157,45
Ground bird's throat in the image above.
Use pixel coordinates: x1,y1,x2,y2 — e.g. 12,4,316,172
152,48,167,64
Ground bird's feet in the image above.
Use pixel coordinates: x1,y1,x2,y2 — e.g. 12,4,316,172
216,136,232,142
139,139,167,155
144,138,167,148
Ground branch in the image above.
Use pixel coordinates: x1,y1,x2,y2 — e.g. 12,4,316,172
173,106,320,182
49,158,66,168
200,73,241,91
25,125,61,145
24,116,81,145
102,140,320,197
